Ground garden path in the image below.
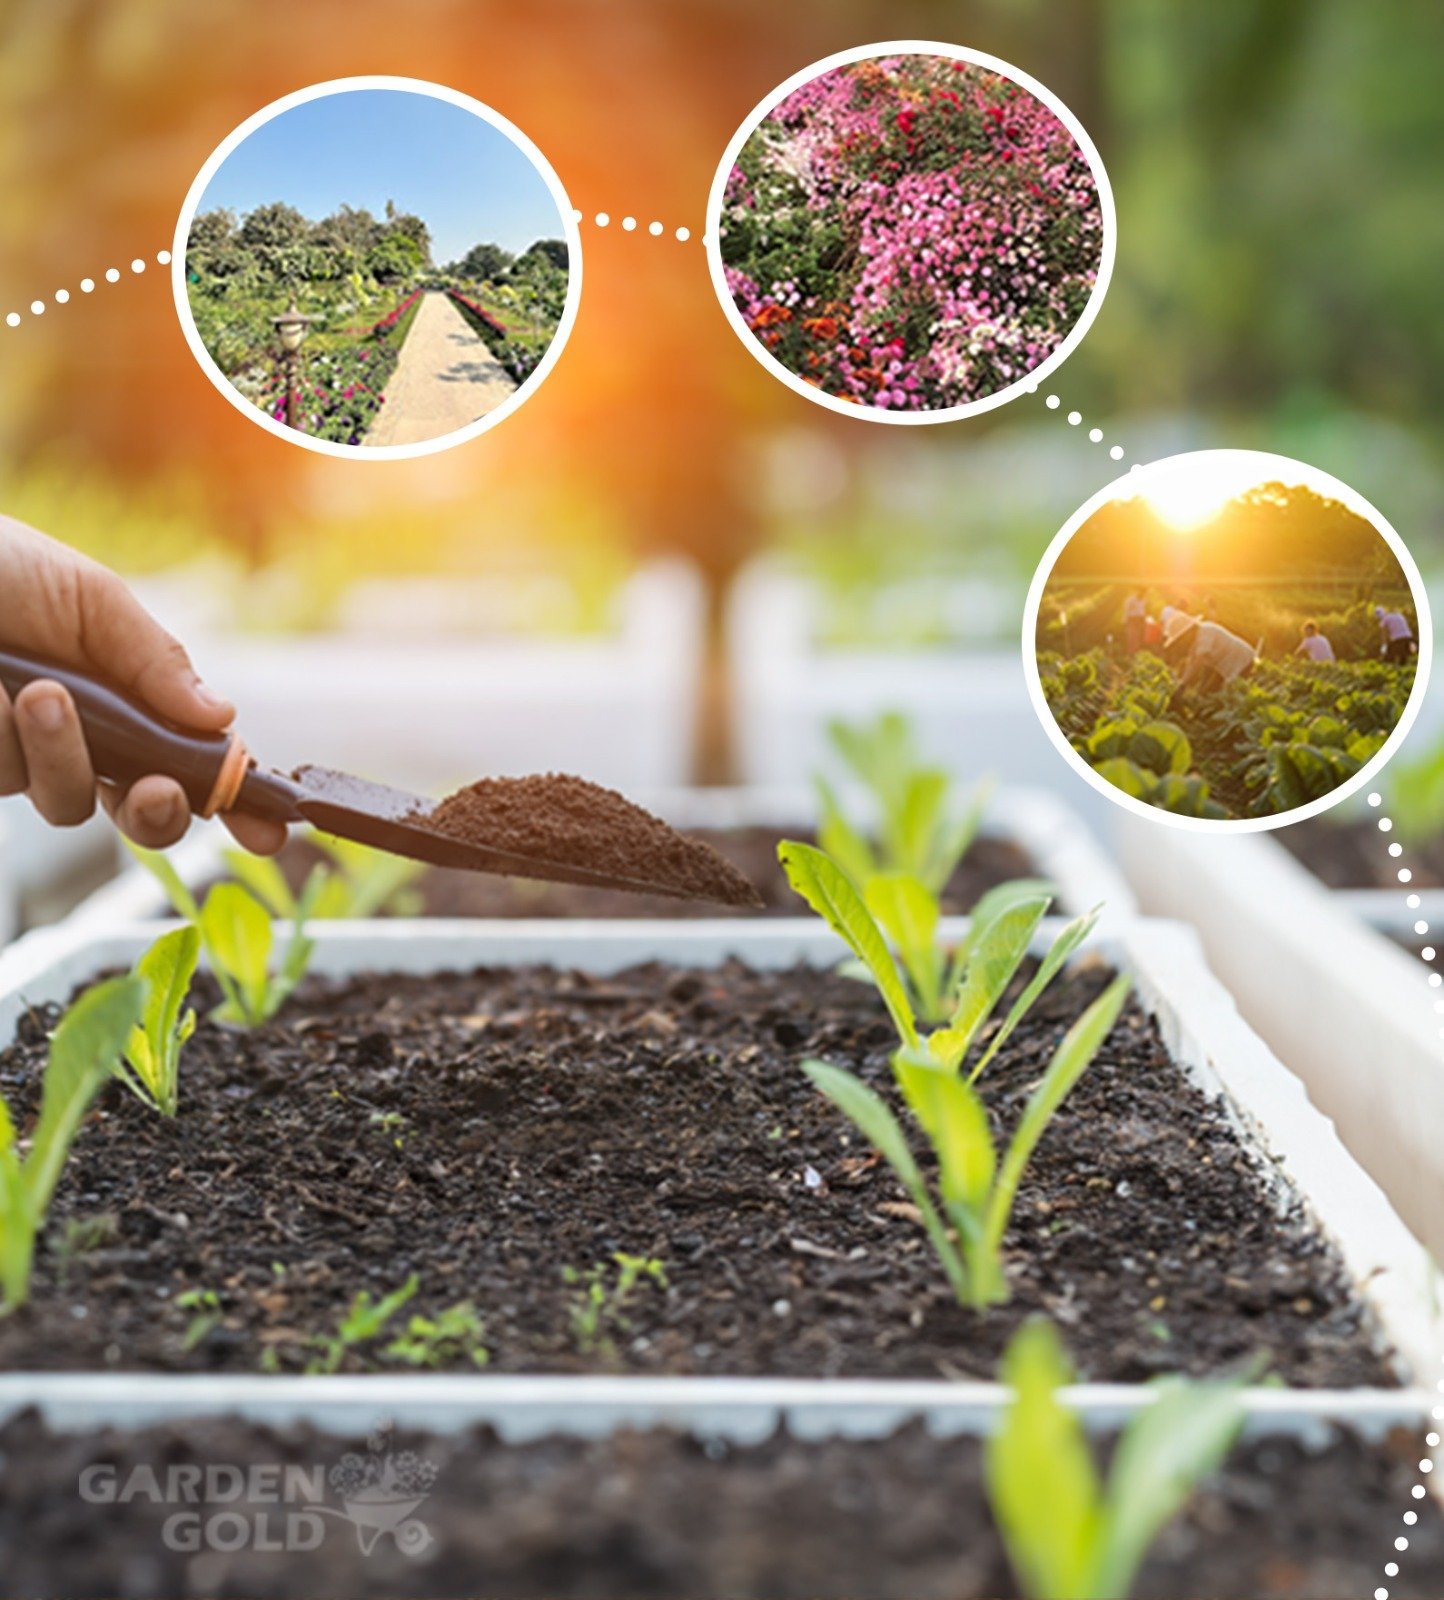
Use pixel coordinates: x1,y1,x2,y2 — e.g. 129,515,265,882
363,290,515,447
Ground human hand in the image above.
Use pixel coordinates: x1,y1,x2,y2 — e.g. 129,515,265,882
0,515,284,854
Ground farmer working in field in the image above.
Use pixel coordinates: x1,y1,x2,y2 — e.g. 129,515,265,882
1375,605,1416,663
1295,620,1335,662
1162,610,1257,698
0,515,283,855
1122,588,1146,653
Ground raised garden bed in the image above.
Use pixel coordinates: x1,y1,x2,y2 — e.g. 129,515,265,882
0,920,1432,1383
68,785,1134,928
0,1404,1439,1598
1119,818,1444,1267
0,798,119,938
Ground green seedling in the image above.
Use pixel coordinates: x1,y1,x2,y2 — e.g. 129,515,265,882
0,976,145,1311
128,843,323,1026
304,1274,419,1375
987,1319,1246,1599
176,1287,223,1352
55,1212,119,1279
805,973,1129,1308
781,840,1097,1064
564,1252,668,1355
818,710,993,895
113,925,199,1117
220,834,423,921
384,1301,489,1369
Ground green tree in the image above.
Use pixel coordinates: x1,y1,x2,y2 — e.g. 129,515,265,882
366,230,423,284
457,241,514,282
186,208,246,280
237,201,312,286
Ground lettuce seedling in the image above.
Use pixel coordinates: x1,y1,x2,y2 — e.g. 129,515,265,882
128,844,323,1026
564,1252,668,1355
780,840,1097,1066
0,975,145,1311
113,925,200,1117
304,1273,419,1375
804,973,1130,1307
987,1319,1245,1599
819,711,992,894
384,1301,489,1369
221,835,423,920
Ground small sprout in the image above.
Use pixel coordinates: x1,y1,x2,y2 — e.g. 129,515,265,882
369,1109,406,1142
304,1274,419,1375
384,1301,489,1369
128,844,325,1027
805,974,1131,1308
564,1252,668,1356
176,1287,223,1352
987,1319,1246,1600
0,976,145,1311
113,925,200,1117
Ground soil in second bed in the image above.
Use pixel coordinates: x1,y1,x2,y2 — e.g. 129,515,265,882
286,825,1039,919
1277,814,1444,889
1,1414,1439,1599
0,958,1394,1385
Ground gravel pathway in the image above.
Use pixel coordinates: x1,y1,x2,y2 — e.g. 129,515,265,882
363,290,515,446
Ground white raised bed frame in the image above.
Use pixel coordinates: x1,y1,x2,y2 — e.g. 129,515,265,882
0,916,1436,1444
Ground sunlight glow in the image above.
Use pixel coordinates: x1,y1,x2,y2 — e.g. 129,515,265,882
1138,458,1244,531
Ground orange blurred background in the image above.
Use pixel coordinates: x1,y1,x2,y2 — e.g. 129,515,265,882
0,0,1107,580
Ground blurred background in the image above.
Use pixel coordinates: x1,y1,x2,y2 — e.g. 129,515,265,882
0,0,1440,785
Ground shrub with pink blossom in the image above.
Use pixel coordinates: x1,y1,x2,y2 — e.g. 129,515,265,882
720,55,1104,412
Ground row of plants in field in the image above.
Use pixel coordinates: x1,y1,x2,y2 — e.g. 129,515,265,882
445,287,548,385
720,53,1103,410
1040,645,1414,816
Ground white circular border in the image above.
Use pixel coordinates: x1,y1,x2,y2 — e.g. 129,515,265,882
171,75,583,461
703,39,1117,426
1022,449,1434,833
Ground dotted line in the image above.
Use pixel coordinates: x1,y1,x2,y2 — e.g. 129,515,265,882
1366,788,1444,1597
3,250,171,328
570,208,703,244
1032,385,1126,460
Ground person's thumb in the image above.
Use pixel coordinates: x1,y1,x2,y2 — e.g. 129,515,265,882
75,562,234,731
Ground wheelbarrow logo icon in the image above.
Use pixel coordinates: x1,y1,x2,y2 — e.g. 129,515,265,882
323,1428,439,1557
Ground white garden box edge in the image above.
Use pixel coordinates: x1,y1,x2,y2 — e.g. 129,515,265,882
0,915,1435,1417
64,782,1135,930
1118,819,1444,1270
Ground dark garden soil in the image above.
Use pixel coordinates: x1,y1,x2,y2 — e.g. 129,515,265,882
289,824,1038,919
411,775,762,908
1277,815,1444,889
0,958,1393,1385
1,1412,1439,1599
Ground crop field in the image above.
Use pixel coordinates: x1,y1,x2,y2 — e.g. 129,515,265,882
1038,642,1415,818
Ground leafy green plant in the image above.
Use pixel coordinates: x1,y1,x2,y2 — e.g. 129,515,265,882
0,976,145,1311
805,974,1129,1308
384,1301,489,1368
564,1252,668,1355
112,926,200,1117
781,840,1096,1061
221,835,423,921
304,1274,419,1374
817,711,991,895
987,1319,1245,1599
128,844,322,1026
176,1287,223,1353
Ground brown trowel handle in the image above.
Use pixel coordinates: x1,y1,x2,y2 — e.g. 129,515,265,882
0,647,248,818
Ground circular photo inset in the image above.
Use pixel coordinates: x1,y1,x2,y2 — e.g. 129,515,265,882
173,76,581,459
1024,450,1431,830
706,41,1113,423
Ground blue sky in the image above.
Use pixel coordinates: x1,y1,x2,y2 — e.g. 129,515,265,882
198,88,566,262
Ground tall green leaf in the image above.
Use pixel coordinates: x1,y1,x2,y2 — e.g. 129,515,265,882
26,976,146,1220
893,1049,995,1215
118,925,200,1117
200,882,273,1023
779,843,918,1049
985,974,1131,1256
220,848,297,920
865,871,943,1019
934,894,1050,1071
124,841,201,922
1093,1378,1245,1599
968,906,1103,1085
813,775,877,888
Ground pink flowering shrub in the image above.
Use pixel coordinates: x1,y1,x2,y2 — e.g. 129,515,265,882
721,55,1103,411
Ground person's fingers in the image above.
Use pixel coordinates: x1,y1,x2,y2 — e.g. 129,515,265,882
72,560,233,731
222,811,287,856
14,681,97,826
0,689,26,797
102,774,192,850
